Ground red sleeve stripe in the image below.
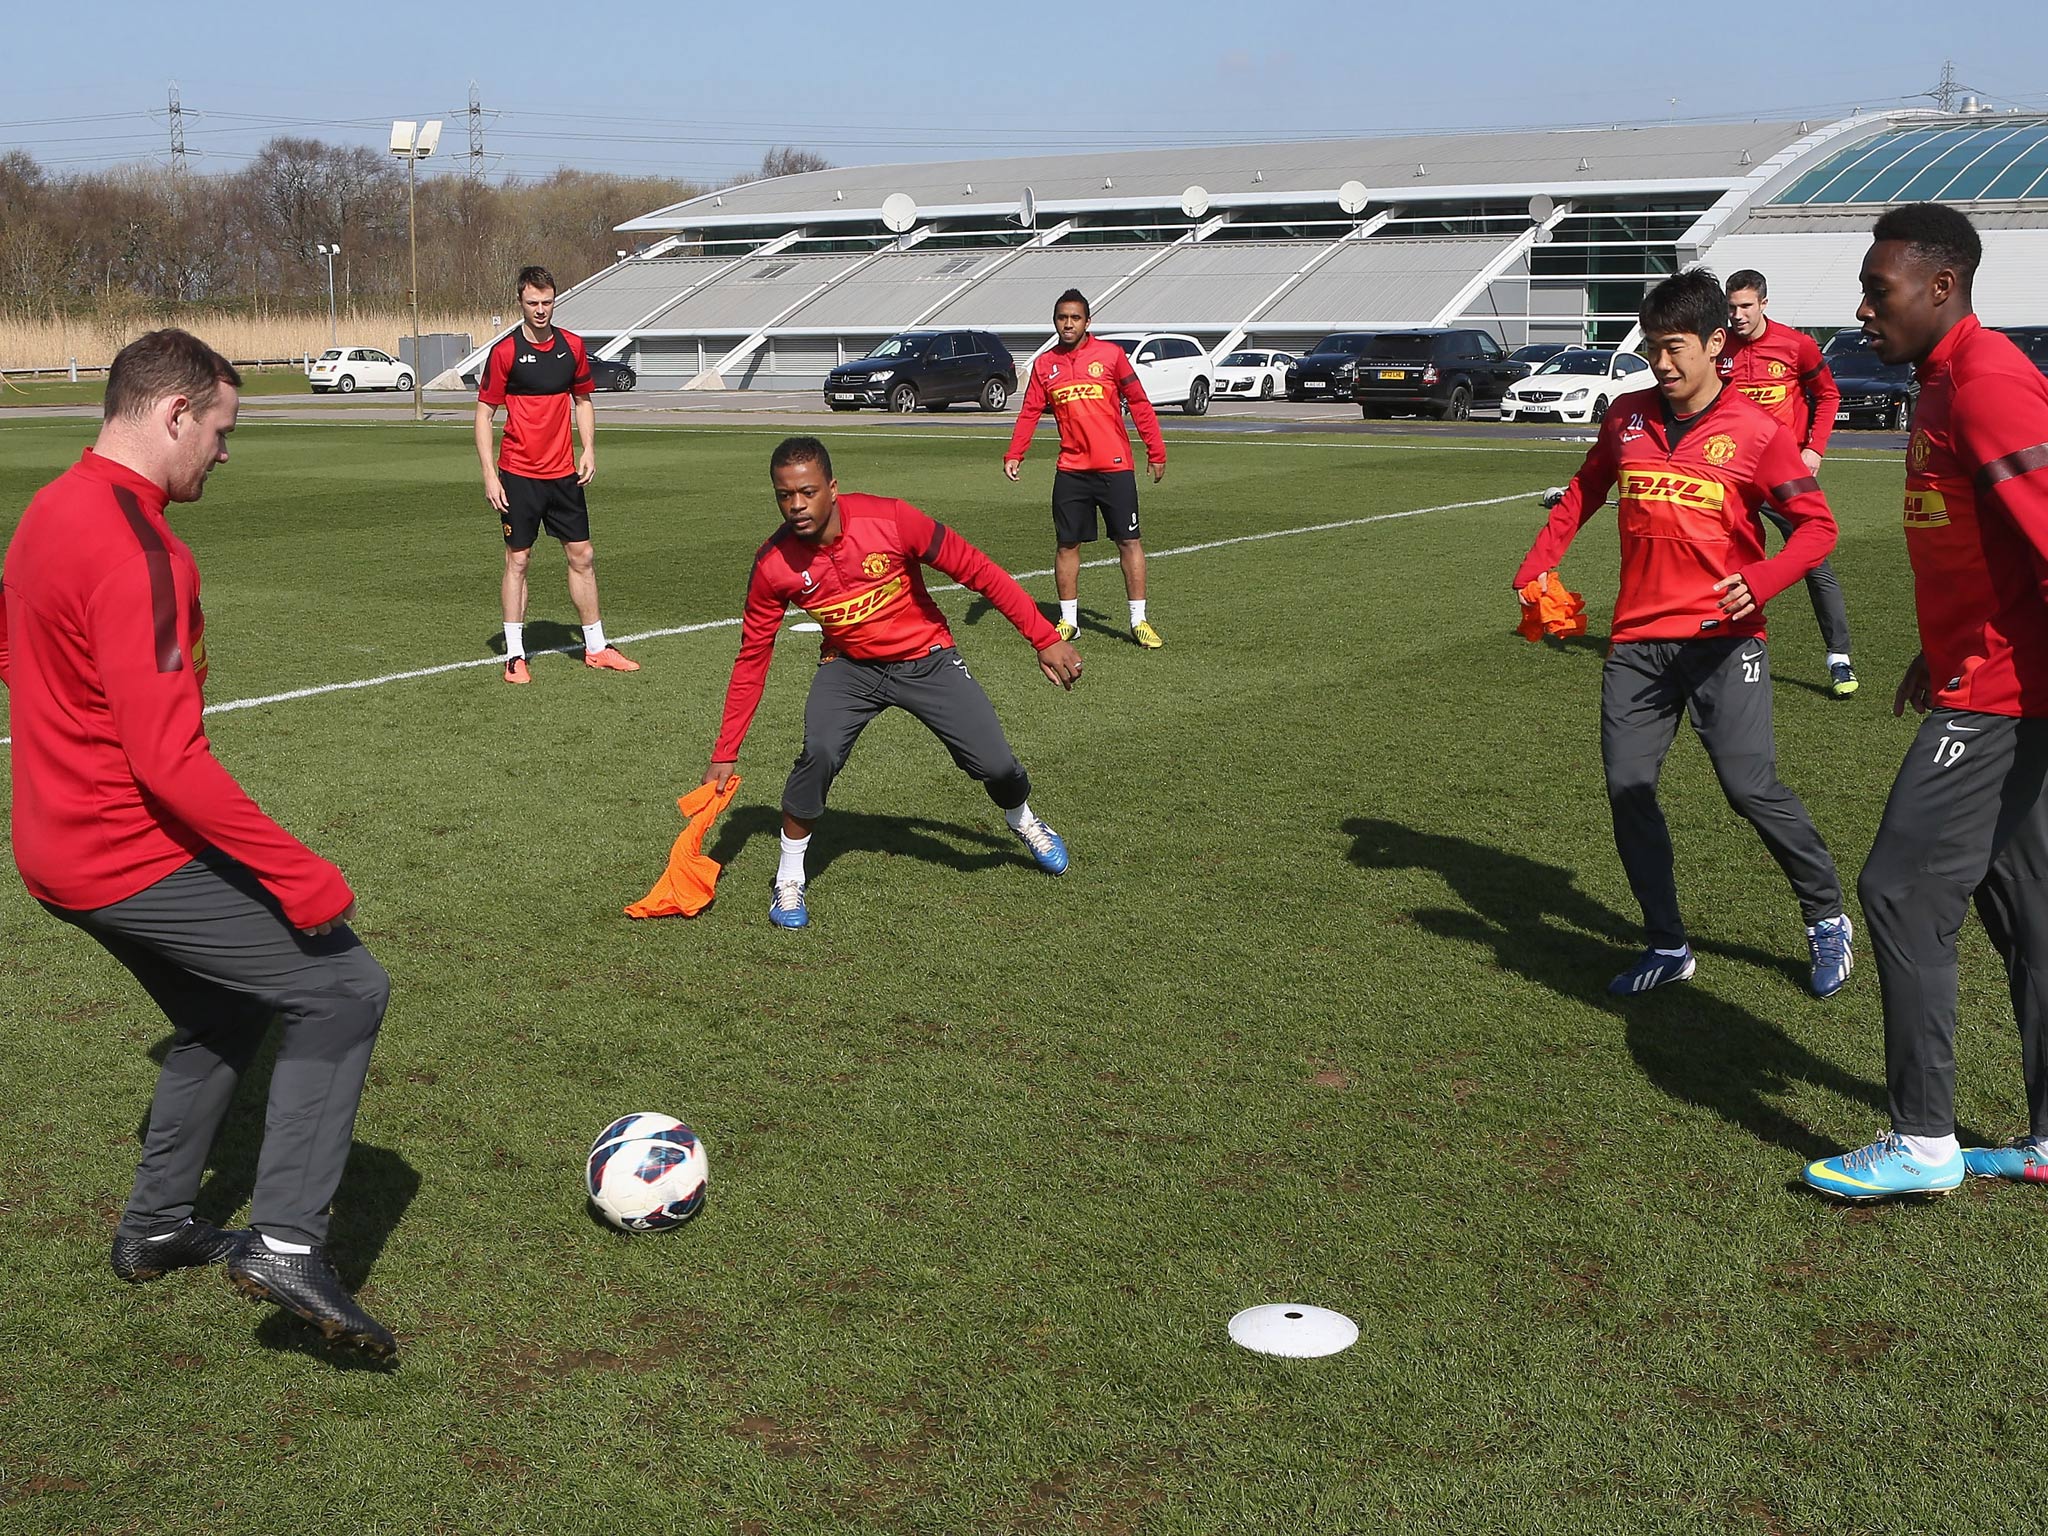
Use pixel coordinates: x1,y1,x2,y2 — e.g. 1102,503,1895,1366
1770,476,1821,502
1977,442,2048,491
111,486,184,674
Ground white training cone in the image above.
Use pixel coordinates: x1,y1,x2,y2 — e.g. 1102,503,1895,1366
1227,1304,1358,1358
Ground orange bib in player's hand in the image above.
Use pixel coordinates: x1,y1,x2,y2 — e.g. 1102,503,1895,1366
1517,570,1588,642
625,776,742,919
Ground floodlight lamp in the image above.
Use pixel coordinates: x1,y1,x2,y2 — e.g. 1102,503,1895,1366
390,120,417,155
416,120,443,158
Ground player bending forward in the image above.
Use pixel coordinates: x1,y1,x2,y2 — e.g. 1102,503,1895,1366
1513,268,1854,999
704,437,1084,929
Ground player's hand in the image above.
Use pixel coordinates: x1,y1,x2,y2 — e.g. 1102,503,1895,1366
1037,639,1082,690
1516,570,1548,606
483,472,509,514
301,900,355,938
1801,448,1823,476
1894,652,1932,717
577,449,595,486
703,760,739,790
1712,571,1757,621
1003,458,1022,482
1539,486,1568,509
1149,461,1166,484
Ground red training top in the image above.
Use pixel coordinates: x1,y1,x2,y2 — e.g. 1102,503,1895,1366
1900,314,2048,716
1718,318,1840,456
1514,388,1838,644
712,492,1060,761
478,327,593,480
1005,335,1166,473
0,450,353,926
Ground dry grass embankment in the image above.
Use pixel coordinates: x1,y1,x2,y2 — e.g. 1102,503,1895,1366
0,310,503,372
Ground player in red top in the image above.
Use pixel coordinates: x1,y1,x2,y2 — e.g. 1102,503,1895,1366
1804,204,2048,1200
704,437,1085,928
1722,270,1857,696
1515,269,1850,999
1004,289,1168,649
475,264,638,682
0,330,396,1354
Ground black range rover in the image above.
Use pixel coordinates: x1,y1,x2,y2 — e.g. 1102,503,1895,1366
824,330,1017,413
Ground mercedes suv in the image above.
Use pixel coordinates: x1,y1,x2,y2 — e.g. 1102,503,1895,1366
824,330,1017,413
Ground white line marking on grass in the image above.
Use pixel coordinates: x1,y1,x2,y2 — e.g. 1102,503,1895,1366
0,487,1541,746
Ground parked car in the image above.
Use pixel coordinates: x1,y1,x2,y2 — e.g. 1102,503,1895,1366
1830,346,1916,432
590,357,637,392
1506,342,1577,381
824,330,1016,413
1284,333,1377,401
1500,348,1656,424
308,346,412,394
1096,332,1212,415
1211,348,1294,400
1351,329,1519,420
1995,326,2048,380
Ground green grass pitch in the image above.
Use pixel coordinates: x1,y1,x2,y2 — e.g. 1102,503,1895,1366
3,413,2047,1534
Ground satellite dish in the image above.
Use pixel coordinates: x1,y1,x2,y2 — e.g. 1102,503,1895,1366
881,193,918,234
1531,225,1555,245
1180,184,1210,219
1528,193,1556,222
1018,186,1037,229
1336,179,1369,215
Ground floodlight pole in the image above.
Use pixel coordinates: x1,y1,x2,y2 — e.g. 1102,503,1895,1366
316,243,338,345
406,155,422,421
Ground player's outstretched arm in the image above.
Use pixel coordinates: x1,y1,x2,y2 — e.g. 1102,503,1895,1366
923,520,1063,654
1512,431,1616,594
1736,424,1835,609
1003,365,1049,475
703,760,739,789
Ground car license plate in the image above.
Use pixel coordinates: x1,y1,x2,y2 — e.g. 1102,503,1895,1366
1378,370,1405,381
1835,411,1849,422
832,392,862,401
1304,380,1325,389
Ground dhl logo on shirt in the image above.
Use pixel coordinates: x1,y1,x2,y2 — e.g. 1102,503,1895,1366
809,574,907,633
191,631,209,689
1737,382,1792,409
1904,489,1951,528
1051,381,1108,406
1619,470,1727,511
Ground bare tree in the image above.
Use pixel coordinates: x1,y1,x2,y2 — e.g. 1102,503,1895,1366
757,146,831,180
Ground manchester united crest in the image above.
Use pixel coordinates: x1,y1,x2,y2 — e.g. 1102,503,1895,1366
1767,359,1788,379
1088,361,1105,379
1910,431,1932,469
1702,433,1738,465
861,552,890,578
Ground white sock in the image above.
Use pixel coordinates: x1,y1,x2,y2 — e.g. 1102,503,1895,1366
260,1233,313,1255
2023,1135,2048,1154
504,621,524,659
1653,945,1689,958
1003,801,1037,832
1808,914,1848,935
777,832,810,887
583,620,607,654
145,1222,191,1243
1059,599,1078,628
1901,1133,1959,1162
1130,599,1148,625
1827,652,1851,667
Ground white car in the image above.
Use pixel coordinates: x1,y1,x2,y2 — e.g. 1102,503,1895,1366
1499,348,1654,424
1095,332,1212,415
1210,348,1294,400
308,346,413,394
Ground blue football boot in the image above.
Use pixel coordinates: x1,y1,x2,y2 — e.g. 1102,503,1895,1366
1803,1131,1964,1200
1807,915,1854,999
1962,1138,2048,1183
768,879,809,929
1607,946,1695,996
1012,817,1070,876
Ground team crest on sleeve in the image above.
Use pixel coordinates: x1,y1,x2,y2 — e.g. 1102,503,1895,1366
1702,433,1738,466
861,552,890,578
1909,431,1932,469
1088,361,1105,379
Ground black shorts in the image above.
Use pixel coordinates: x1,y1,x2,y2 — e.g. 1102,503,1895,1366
1052,469,1141,545
501,471,591,549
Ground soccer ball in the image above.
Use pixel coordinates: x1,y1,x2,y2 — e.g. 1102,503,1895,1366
585,1112,709,1232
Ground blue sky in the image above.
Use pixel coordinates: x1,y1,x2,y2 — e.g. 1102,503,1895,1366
8,0,2047,184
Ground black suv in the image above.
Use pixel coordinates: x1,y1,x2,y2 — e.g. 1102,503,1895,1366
824,330,1017,413
1351,329,1517,420
1284,333,1377,401
1824,330,1916,432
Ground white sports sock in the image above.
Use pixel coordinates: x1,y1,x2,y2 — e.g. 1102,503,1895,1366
1826,652,1852,667
1059,599,1078,628
2023,1135,2048,1155
261,1233,313,1255
1653,945,1689,958
503,621,524,659
1901,1133,1959,1162
145,1222,190,1243
583,620,608,654
777,832,810,887
1003,801,1037,832
1130,599,1148,626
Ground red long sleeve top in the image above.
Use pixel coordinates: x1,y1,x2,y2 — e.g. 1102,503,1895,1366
1718,318,1840,457
1901,314,2048,716
712,492,1060,762
1004,335,1166,473
1,450,352,925
1513,388,1838,644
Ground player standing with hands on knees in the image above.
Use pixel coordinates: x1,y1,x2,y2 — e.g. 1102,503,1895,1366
1004,289,1168,649
475,264,639,682
1512,269,1853,1000
1804,205,2048,1201
0,329,397,1356
705,438,1083,930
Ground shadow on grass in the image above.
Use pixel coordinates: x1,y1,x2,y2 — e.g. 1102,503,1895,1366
960,594,1131,644
1340,816,1917,1160
483,618,584,657
707,802,1024,885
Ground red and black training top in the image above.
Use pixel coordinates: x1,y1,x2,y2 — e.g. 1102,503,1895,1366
0,449,352,926
478,326,593,480
1006,335,1166,474
1901,314,2048,716
1718,317,1841,456
1514,387,1837,644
